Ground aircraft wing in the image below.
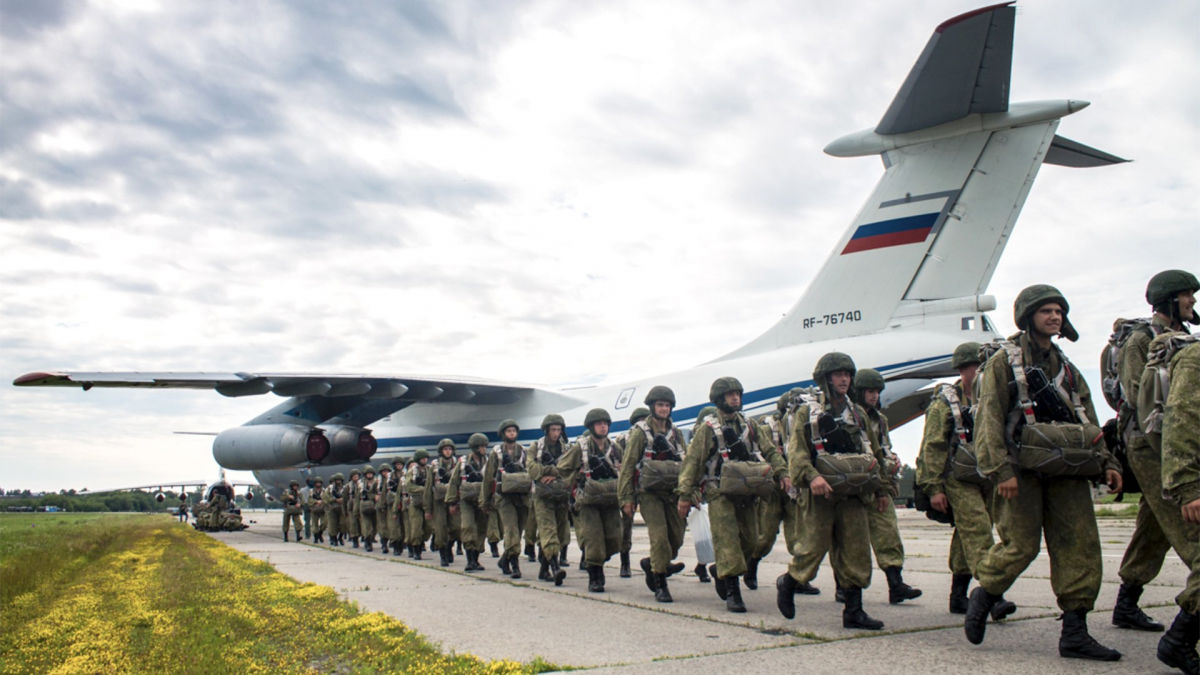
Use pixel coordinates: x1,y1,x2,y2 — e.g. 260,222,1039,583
13,370,539,404
79,480,211,494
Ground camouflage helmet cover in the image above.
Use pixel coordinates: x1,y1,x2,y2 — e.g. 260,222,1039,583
468,432,489,448
331,472,345,482
708,376,744,405
853,368,885,392
952,341,984,369
437,438,455,452
813,352,856,383
697,405,718,423
643,385,676,407
628,407,651,426
378,464,391,473
1147,269,1199,306
362,464,375,475
541,413,566,432
498,418,520,435
289,479,300,488
584,408,612,428
1013,284,1078,341
775,390,792,414
412,449,429,461
348,468,361,477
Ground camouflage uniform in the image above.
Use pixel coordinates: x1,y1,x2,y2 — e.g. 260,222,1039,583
481,422,531,577
425,441,461,566
345,470,361,544
529,416,571,584
403,456,431,558
357,469,379,551
1160,341,1200,610
375,466,392,552
559,416,623,592
385,464,404,555
619,414,687,585
448,434,490,571
282,483,304,541
754,395,801,570
307,480,326,543
679,378,786,613
324,476,345,545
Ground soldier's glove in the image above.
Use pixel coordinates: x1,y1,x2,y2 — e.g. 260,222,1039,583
652,434,672,455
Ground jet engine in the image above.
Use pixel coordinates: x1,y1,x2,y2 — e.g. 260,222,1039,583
244,490,255,502
320,425,378,464
212,424,331,471
154,492,166,503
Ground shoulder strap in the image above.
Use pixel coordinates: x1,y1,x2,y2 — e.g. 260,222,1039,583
1003,341,1038,426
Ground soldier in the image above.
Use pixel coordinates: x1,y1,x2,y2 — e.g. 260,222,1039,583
308,477,326,544
282,480,303,542
963,285,1122,660
426,439,461,566
345,467,362,548
404,452,431,559
324,473,345,546
1155,335,1200,674
1112,270,1198,632
617,407,650,579
680,377,787,613
388,459,405,556
619,386,688,602
448,433,490,572
376,464,392,554
775,354,887,630
358,466,379,552
690,404,717,585
529,414,571,585
559,408,624,592
488,511,502,558
481,419,531,578
850,368,922,605
916,342,1016,617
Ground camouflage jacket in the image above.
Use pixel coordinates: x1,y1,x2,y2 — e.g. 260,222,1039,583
618,417,686,505
678,409,784,503
479,442,527,508
558,431,621,489
1157,342,1200,504
864,406,900,497
446,451,487,505
915,379,970,496
1118,314,1175,438
787,397,885,499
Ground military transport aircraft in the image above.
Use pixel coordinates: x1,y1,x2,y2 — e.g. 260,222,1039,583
14,3,1126,497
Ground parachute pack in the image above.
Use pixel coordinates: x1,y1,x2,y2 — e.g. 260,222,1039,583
936,383,988,485
1100,318,1156,413
1138,332,1200,442
797,388,880,496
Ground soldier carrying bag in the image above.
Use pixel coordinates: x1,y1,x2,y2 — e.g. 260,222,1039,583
575,438,619,508
938,384,988,485
1004,343,1104,478
634,420,683,495
701,415,775,499
495,446,532,495
457,456,484,502
804,397,881,496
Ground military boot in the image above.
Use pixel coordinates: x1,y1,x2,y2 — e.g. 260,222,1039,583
379,536,388,551
595,565,606,591
412,544,422,560
587,565,605,593
1157,609,1200,674
776,573,798,619
834,583,845,603
549,557,565,586
283,531,289,542
579,548,588,571
537,550,551,581
620,552,631,578
1059,609,1121,661
1113,582,1165,631
949,574,971,614
439,546,450,567
885,566,922,604
490,541,499,558
725,577,746,613
445,545,454,564
794,581,820,595
991,597,1017,621
655,574,672,603
964,587,1000,644
456,540,464,555
641,557,659,592
666,561,685,576
744,557,761,590
842,587,883,630
364,537,373,552
695,563,711,583
560,547,568,566
352,536,360,549
392,541,402,557
711,565,728,600
499,553,512,576
525,542,536,563
510,557,522,579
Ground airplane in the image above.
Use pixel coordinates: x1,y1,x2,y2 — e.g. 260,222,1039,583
77,469,266,505
13,3,1127,498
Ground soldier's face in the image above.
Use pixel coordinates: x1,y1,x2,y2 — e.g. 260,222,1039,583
861,389,880,407
829,371,852,395
1031,303,1063,337
653,401,673,419
723,391,742,411
441,447,454,457
591,421,610,438
1177,290,1196,321
503,427,518,442
546,425,563,441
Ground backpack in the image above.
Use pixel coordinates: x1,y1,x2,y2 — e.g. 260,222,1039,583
1138,332,1200,442
1100,318,1156,413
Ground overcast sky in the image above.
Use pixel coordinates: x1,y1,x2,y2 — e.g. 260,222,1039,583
2,1,1196,492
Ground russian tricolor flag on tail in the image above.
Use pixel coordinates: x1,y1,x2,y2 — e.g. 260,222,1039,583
841,213,938,254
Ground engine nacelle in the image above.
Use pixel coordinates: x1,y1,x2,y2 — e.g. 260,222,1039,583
244,490,255,502
212,424,331,471
320,425,378,464
154,492,166,503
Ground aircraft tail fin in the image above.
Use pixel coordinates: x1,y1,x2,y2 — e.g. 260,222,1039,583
719,3,1125,360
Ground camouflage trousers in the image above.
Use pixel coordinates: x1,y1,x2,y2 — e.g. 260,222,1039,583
786,490,872,589
976,472,1101,612
283,510,302,535
310,509,326,537
488,509,501,544
943,478,995,576
709,493,760,579
375,505,389,541
533,496,571,559
346,506,361,537
358,506,376,539
405,500,429,546
458,500,488,552
429,498,461,550
755,487,798,560
526,500,539,550
867,496,905,569
495,495,530,558
577,504,622,566
387,504,403,543
639,492,684,573
326,508,343,538
620,507,633,554
1120,442,1200,611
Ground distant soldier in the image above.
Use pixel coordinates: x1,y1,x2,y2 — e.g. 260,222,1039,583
529,414,571,585
1111,270,1198,633
851,368,921,605
387,459,405,556
1154,334,1200,673
376,464,392,553
964,285,1122,661
426,439,461,566
358,465,379,552
481,419,531,578
301,480,312,539
448,433,490,572
680,377,787,613
916,342,1015,618
308,477,326,544
560,408,624,592
324,473,346,546
775,353,886,630
620,387,687,602
345,468,362,548
282,480,303,542
612,407,647,579
404,452,431,559
176,496,188,523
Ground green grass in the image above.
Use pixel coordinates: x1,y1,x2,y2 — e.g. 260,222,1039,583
0,514,558,674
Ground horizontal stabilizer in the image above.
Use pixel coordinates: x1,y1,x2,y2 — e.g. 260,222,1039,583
1044,134,1130,167
876,2,1014,135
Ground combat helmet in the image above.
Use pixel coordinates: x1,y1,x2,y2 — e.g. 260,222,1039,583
813,352,856,382
854,368,885,392
331,472,345,482
951,341,983,369
775,390,792,414
708,376,744,407
437,438,455,453
362,464,375,475
696,405,718,423
643,385,676,407
628,407,650,426
541,413,566,432
584,408,611,429
378,464,392,473
498,419,519,436
413,449,429,462
1147,269,1199,325
1013,284,1078,341
289,479,300,488
348,467,361,478
468,432,489,448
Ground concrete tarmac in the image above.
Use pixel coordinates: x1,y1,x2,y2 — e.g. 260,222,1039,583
211,508,1187,673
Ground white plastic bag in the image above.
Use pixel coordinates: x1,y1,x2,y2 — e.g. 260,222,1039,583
688,503,715,565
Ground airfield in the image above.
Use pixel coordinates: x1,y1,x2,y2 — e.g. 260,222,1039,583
211,508,1184,673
